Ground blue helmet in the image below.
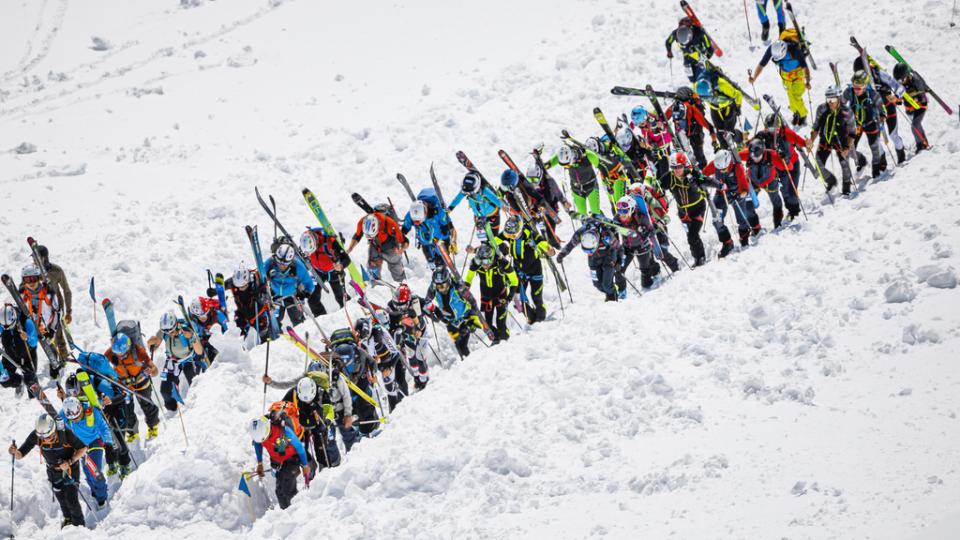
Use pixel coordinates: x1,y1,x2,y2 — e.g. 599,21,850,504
334,344,358,374
500,169,519,189
111,333,132,356
695,78,712,97
631,106,648,125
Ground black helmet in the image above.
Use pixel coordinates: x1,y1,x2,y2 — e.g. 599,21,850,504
892,63,910,81
432,266,452,291
475,244,495,267
462,171,482,195
764,113,781,129
354,318,372,340
748,139,766,162
675,86,694,101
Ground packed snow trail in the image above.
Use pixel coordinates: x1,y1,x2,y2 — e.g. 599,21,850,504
1,0,959,538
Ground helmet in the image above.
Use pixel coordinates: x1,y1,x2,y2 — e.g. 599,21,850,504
585,136,602,155
615,129,634,150
503,215,523,239
475,244,495,267
159,311,178,332
627,182,646,197
559,145,582,166
851,70,869,87
824,85,842,99
35,414,57,438
525,163,542,183
300,230,318,255
765,113,782,129
335,344,359,375
233,266,251,288
296,377,317,402
714,149,734,171
580,229,600,254
892,62,910,81
676,25,693,46
631,106,648,125
394,283,412,304
770,40,788,62
63,397,83,422
189,298,205,317
307,360,323,372
671,104,686,121
748,139,766,162
0,304,16,329
111,333,132,356
275,243,296,265
248,416,271,443
500,169,519,189
676,86,694,101
432,266,452,292
362,215,379,238
409,200,428,223
461,171,482,194
374,309,389,326
616,196,637,216
695,78,712,97
669,152,688,169
21,265,41,279
354,318,372,340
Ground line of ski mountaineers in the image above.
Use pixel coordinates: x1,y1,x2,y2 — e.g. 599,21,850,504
1,15,939,525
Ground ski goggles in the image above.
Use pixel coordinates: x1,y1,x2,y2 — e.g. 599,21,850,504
23,276,40,284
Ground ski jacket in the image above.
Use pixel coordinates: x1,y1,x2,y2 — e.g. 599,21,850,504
42,262,72,314
496,226,550,275
666,100,714,137
843,85,884,130
465,257,518,302
403,200,453,246
352,212,406,249
703,160,750,194
448,185,502,219
1,314,38,363
664,24,714,64
18,428,86,472
76,351,121,401
740,149,787,190
811,103,855,148
305,228,350,273
663,167,708,209
105,344,154,389
254,422,308,466
59,406,113,447
265,257,316,299
428,286,471,326
759,41,808,75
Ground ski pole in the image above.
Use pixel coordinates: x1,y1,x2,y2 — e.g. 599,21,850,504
459,227,475,277
558,259,573,302
9,439,14,517
743,0,753,44
952,0,957,27
262,341,271,413
89,277,99,329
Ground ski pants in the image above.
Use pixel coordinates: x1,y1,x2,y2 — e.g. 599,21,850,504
118,382,160,435
715,193,760,245
757,180,788,228
516,270,546,323
43,326,68,377
351,384,380,436
907,108,928,150
306,270,347,316
50,464,84,526
307,426,341,470
755,0,785,24
102,401,131,467
685,130,708,169
815,143,853,193
782,69,808,118
854,125,884,167
338,421,360,452
0,349,37,391
480,297,509,342
160,360,198,411
710,107,742,147
572,188,602,217
81,445,109,504
368,242,406,282
277,295,306,327
272,457,314,510
588,256,624,302
677,199,707,262
446,317,479,358
621,245,661,288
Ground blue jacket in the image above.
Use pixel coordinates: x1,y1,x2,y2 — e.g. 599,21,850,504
432,288,470,325
2,318,38,348
448,185,502,218
59,407,114,447
253,426,308,465
76,351,120,400
265,257,316,298
403,210,452,246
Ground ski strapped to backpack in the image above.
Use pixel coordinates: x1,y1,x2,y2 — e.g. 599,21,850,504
301,188,367,290
885,45,953,115
762,94,834,204
254,187,331,294
610,86,678,99
244,225,282,341
396,173,417,202
784,2,817,70
680,0,723,57
1,274,62,371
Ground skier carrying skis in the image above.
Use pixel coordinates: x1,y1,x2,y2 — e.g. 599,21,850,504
661,152,716,266
557,219,626,301
59,397,111,507
33,245,73,325
892,63,931,154
754,0,786,42
695,66,745,144
19,264,66,378
147,311,204,412
265,243,316,326
496,215,555,324
104,332,160,443
853,56,907,163
387,283,431,390
703,149,763,246
666,87,719,167
9,414,87,527
583,136,631,212
448,171,504,236
188,297,227,362
282,376,340,473
224,266,271,347
543,145,603,217
464,243,518,344
355,317,406,411
626,180,681,272
613,196,662,289
523,161,574,247
748,37,811,125
299,228,350,314
665,17,716,82
0,303,38,395
742,138,798,228
630,108,674,183
755,112,806,221
806,85,857,195
248,413,312,510
425,267,482,358
346,209,408,282
402,189,457,270
843,70,888,178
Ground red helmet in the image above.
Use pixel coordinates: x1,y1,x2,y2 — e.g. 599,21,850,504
669,152,688,169
395,283,411,304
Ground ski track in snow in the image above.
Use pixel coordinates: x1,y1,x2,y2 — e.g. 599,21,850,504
0,0,959,538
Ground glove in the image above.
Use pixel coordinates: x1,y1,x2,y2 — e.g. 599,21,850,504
566,208,578,220
449,240,458,255
256,462,264,477
667,51,674,59
711,139,721,152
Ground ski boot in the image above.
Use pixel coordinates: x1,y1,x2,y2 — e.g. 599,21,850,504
106,463,118,477
693,256,707,267
761,22,770,42
855,153,867,172
718,241,734,258
896,148,906,164
119,464,132,479
842,180,852,196
126,432,139,443
147,425,159,440
872,162,882,178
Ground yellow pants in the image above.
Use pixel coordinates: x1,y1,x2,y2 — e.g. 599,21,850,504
781,69,808,118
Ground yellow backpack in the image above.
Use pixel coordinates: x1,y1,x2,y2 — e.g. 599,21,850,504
780,28,800,43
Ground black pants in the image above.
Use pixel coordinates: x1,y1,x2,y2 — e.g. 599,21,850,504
688,130,708,168
907,108,928,149
351,383,380,435
277,296,306,326
446,320,474,357
588,257,624,301
517,270,546,323
306,270,347,316
1,350,36,391
709,108,741,146
119,383,161,434
160,361,198,412
273,457,314,509
621,246,661,288
481,298,509,341
50,465,84,526
103,401,132,466
307,426,341,470
815,143,852,194
678,200,707,262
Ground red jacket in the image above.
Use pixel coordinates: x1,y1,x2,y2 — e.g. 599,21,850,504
773,127,806,170
739,149,786,189
352,212,405,248
702,160,749,193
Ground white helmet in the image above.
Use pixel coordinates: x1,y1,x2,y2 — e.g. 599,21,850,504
374,309,389,326
21,265,41,279
581,230,600,253
248,416,271,442
275,243,296,265
557,145,577,166
296,377,317,402
770,40,788,62
300,230,318,255
35,413,57,438
714,149,734,171
409,201,427,223
233,266,251,288
525,163,541,180
616,196,637,216
615,129,634,150
63,397,84,421
189,298,205,318
362,215,379,238
585,137,602,154
159,311,178,332
0,304,17,329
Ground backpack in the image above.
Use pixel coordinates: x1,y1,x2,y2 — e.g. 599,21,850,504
268,400,304,439
374,203,400,224
779,28,800,43
115,320,146,354
416,188,443,215
329,328,355,348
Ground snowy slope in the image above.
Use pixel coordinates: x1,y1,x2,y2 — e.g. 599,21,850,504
1,0,959,538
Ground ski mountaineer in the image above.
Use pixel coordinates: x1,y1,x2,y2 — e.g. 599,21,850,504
665,17,715,82
19,264,66,378
613,196,663,289
630,108,674,183
843,70,888,178
346,208,408,282
496,215,556,324
424,266,483,358
853,56,907,163
354,316,406,411
661,152,718,266
386,283,430,390
187,297,226,363
402,188,457,271
806,86,857,195
104,331,160,444
59,397,111,507
0,303,39,395
892,62,931,155
523,161,574,247
464,243,519,344
147,311,204,412
282,376,341,473
264,243,316,327
741,138,798,228
583,136,631,211
626,180,681,272
9,414,88,528
754,0,786,42
299,228,350,314
330,334,382,439
703,149,763,247
557,218,626,301
695,65,747,144
666,87,719,167
543,144,604,217
224,266,271,348
66,351,132,477
447,171,504,236
33,245,73,326
748,36,811,126
248,413,313,510
755,112,806,220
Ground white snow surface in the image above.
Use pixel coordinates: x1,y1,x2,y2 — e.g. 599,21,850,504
2,0,960,538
